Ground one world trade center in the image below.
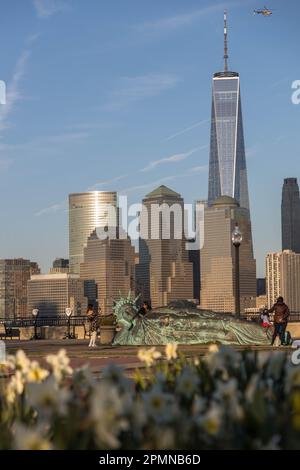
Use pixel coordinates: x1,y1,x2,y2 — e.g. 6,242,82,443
208,11,250,212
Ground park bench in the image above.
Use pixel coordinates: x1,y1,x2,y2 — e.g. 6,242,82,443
3,323,20,340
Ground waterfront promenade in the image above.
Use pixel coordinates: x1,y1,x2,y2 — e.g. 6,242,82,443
3,339,295,377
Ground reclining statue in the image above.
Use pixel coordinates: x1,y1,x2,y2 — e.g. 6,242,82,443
112,294,272,346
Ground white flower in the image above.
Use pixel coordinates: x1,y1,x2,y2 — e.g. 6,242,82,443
6,350,31,374
214,378,238,401
26,361,49,383
205,346,240,375
102,364,132,394
142,386,177,423
90,382,128,449
137,347,162,367
199,404,222,436
46,349,73,382
213,378,244,421
176,367,200,398
6,370,24,403
13,424,52,450
165,343,178,361
26,375,70,416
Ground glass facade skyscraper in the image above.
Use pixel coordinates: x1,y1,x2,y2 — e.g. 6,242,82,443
281,178,300,253
69,191,117,274
208,13,250,211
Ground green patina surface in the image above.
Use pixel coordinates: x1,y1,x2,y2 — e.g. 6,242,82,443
113,296,273,346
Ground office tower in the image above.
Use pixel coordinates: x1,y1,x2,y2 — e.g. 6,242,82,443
50,258,69,274
208,11,250,211
69,191,117,274
200,196,256,313
266,250,300,312
80,229,135,314
27,273,87,317
281,178,300,253
0,259,40,319
257,278,266,296
137,185,194,308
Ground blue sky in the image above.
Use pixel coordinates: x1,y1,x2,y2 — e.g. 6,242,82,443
0,0,299,276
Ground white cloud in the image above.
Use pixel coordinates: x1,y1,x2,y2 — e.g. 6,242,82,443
35,201,66,217
102,73,180,111
135,2,232,35
165,119,210,142
121,164,208,196
0,33,40,134
41,132,90,144
33,0,68,18
141,145,207,172
0,49,31,132
88,174,128,191
186,164,208,173
121,175,179,195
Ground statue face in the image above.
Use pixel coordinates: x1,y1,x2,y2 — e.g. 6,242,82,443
160,315,170,327
116,304,136,329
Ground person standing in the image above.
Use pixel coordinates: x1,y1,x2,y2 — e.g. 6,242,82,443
127,301,152,333
138,301,152,317
268,296,290,346
86,304,101,348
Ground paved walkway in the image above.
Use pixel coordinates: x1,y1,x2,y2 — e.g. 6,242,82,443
3,339,293,376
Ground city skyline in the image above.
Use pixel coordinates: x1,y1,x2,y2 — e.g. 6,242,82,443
0,1,299,277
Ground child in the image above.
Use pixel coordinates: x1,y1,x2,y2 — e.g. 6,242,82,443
260,309,271,329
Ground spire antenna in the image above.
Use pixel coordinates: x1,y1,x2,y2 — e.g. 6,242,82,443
223,10,228,72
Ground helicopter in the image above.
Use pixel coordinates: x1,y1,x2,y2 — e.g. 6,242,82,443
254,6,273,16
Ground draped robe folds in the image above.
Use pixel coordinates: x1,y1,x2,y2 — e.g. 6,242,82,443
113,304,273,346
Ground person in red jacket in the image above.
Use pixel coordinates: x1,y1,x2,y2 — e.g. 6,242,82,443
268,296,290,346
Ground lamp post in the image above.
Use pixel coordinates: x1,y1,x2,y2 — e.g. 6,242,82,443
232,223,243,317
32,308,39,340
65,307,74,339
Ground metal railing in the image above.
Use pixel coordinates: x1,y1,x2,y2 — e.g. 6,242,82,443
0,316,86,328
0,314,115,328
241,312,300,322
